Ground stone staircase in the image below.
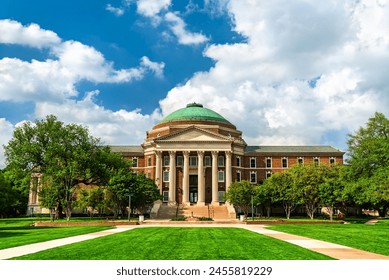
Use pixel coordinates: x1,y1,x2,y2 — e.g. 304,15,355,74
152,203,236,220
180,204,233,219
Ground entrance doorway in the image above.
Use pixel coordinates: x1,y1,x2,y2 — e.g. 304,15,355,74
189,175,198,203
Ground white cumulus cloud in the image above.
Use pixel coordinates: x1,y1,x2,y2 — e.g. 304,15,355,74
159,0,389,150
0,19,61,48
0,118,14,169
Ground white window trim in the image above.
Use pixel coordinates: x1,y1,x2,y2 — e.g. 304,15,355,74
163,156,170,166
218,156,225,167
162,191,169,202
250,171,257,184
250,157,256,168
189,156,198,167
298,157,304,165
329,157,336,166
218,170,225,182
176,156,183,166
236,156,241,167
314,157,320,166
266,157,272,168
236,170,241,182
163,170,169,182
204,156,211,167
282,157,288,168
266,171,272,179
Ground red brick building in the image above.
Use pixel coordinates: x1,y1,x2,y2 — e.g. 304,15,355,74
112,103,344,207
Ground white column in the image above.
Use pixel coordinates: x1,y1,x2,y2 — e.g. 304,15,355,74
168,151,176,205
155,151,162,190
182,151,190,205
197,151,205,206
211,151,219,205
225,151,232,192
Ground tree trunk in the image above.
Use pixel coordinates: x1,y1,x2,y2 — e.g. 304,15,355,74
56,202,64,219
65,201,72,221
325,206,334,221
378,206,387,217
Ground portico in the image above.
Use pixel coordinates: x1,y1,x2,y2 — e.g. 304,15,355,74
154,149,233,206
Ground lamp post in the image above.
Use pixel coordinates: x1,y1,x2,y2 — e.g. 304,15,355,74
127,193,132,221
251,194,254,221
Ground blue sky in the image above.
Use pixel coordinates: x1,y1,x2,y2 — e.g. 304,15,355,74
1,0,389,167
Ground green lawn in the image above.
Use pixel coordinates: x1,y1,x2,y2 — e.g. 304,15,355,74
12,227,333,260
269,219,389,256
0,218,112,250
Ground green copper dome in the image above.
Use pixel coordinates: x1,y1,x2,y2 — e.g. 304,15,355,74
159,103,231,124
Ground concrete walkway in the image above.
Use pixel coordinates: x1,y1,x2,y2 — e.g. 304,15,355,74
1,222,388,260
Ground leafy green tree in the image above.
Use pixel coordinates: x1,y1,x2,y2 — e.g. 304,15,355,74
263,171,301,219
4,115,110,220
318,165,346,220
75,187,105,218
0,170,18,217
225,180,256,217
291,164,325,219
346,112,389,217
105,165,137,218
254,183,272,217
131,174,161,214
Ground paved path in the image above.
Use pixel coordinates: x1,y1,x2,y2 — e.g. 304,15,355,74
1,222,388,260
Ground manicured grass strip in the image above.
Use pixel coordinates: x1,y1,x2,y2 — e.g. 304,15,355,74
0,218,112,250
13,227,332,260
269,222,389,256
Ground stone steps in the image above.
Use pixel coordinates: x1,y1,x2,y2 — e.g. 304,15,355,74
180,205,232,219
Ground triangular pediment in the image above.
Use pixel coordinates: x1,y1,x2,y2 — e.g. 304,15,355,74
155,126,232,142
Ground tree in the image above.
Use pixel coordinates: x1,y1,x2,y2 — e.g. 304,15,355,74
225,180,256,217
131,174,161,214
0,170,17,218
291,164,325,219
0,168,28,217
346,112,389,217
75,187,105,218
105,163,161,218
318,165,346,221
263,171,301,219
254,183,272,218
4,115,110,220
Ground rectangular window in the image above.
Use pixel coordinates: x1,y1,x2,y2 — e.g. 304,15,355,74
236,157,241,167
147,156,152,167
163,191,169,202
163,156,170,166
218,170,225,182
218,191,225,202
236,171,241,182
163,170,169,182
250,158,256,168
330,157,336,166
266,171,272,179
298,157,304,165
189,156,197,166
282,157,288,168
132,158,138,167
204,156,211,166
314,157,320,166
177,156,183,166
146,171,151,178
250,172,257,184
218,156,225,167
266,158,272,168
